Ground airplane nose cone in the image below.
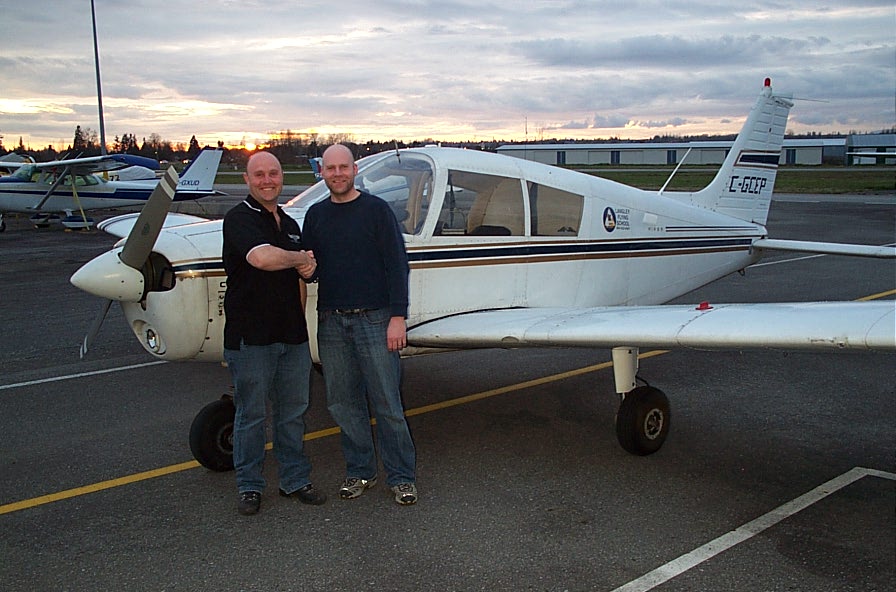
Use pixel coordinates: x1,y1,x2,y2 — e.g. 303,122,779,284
71,249,146,302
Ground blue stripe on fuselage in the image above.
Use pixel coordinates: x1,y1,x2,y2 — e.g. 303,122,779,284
0,187,208,202
168,236,755,276
407,237,754,262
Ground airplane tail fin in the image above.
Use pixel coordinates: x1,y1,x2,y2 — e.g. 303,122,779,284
668,79,793,225
310,156,323,180
176,149,223,195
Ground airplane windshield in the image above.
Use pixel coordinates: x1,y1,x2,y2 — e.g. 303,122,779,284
11,165,36,181
291,152,434,235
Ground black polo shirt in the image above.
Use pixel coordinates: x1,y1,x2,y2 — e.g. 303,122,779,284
222,196,309,350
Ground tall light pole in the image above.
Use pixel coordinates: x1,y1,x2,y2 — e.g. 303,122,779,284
91,0,107,155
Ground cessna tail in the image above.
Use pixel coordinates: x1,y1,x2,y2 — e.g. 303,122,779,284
70,80,895,470
173,149,226,199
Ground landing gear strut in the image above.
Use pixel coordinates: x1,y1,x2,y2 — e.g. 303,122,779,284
612,347,670,455
189,396,235,471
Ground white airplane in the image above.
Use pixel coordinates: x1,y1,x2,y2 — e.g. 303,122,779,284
70,79,895,471
0,148,225,232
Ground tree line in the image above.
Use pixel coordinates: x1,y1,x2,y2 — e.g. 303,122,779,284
0,126,504,169
2,125,893,170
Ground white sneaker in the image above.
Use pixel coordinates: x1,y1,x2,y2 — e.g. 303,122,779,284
339,476,377,499
390,482,417,505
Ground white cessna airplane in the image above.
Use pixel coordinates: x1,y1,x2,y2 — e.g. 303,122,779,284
0,148,224,232
70,80,895,471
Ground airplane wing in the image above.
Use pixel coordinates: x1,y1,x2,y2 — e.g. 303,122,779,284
3,153,159,175
408,301,895,352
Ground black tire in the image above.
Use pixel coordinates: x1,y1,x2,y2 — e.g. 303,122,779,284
615,386,670,455
189,397,235,471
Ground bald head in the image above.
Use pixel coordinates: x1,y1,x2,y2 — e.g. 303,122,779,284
321,144,359,202
243,151,283,210
246,151,281,175
322,143,354,164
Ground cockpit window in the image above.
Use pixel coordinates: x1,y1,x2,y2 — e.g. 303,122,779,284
11,165,36,181
62,174,100,187
289,152,434,236
355,153,433,235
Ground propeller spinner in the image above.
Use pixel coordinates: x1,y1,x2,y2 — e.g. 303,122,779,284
71,166,179,356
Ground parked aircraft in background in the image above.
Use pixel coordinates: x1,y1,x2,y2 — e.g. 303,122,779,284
309,156,323,180
0,153,35,171
70,80,895,471
0,149,225,232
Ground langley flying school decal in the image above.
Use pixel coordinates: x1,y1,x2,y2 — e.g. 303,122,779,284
603,207,630,232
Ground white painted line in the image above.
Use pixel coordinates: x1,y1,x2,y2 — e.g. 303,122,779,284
0,360,167,391
611,467,896,592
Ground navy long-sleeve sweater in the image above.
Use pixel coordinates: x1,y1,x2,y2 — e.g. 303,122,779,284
302,191,409,318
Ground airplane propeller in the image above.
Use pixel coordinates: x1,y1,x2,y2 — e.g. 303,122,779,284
72,166,179,357
118,166,178,268
80,299,113,358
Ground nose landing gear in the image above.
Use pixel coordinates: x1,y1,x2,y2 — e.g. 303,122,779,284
189,396,235,471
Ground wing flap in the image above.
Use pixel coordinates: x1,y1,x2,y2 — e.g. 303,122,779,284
29,153,159,175
408,302,895,352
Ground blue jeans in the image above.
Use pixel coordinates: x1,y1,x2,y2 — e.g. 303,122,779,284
224,341,313,494
318,308,416,486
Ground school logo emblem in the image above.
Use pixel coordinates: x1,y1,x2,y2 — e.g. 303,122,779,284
603,207,617,232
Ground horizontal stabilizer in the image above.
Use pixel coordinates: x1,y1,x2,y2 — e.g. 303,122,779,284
753,238,896,259
98,212,210,238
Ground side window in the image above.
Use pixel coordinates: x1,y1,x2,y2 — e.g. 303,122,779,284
436,170,524,236
527,182,584,236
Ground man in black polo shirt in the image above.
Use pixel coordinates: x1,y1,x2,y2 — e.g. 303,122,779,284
222,151,325,515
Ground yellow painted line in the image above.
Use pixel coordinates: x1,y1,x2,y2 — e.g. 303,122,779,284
0,349,667,516
856,289,896,301
0,461,200,515
406,349,668,417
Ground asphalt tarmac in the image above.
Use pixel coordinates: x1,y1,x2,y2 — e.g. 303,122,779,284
0,194,893,591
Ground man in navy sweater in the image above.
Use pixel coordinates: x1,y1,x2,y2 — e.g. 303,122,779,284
302,144,417,505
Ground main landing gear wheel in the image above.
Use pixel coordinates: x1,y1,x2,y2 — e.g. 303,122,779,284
615,386,670,455
189,397,235,471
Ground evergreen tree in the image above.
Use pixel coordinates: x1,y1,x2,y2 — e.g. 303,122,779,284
72,125,87,152
187,135,201,160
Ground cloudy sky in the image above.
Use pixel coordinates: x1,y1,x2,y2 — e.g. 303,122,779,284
1,1,893,151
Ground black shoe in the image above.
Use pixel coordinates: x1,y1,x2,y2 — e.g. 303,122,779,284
279,484,327,505
238,491,261,515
